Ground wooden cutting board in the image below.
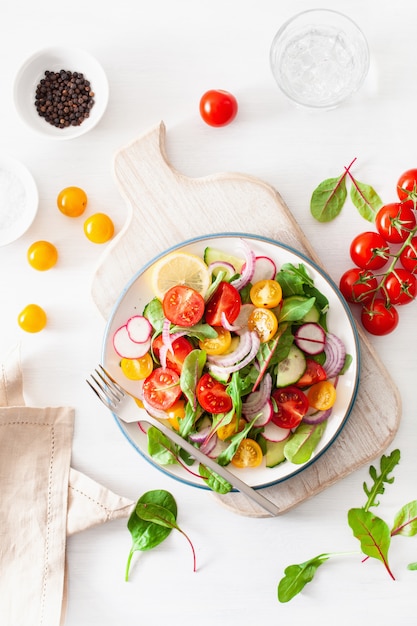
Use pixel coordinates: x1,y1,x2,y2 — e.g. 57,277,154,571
92,121,401,517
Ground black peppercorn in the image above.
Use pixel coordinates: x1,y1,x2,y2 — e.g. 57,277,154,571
34,69,95,128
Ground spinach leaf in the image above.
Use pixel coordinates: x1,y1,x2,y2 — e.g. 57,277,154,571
347,508,394,579
391,501,417,537
180,349,206,409
278,296,316,324
310,174,348,222
147,426,179,465
278,554,332,602
199,464,232,494
172,323,217,340
350,178,383,222
407,562,417,571
125,489,177,580
143,297,165,333
284,421,327,464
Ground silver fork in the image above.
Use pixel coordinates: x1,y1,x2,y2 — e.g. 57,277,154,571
87,365,280,517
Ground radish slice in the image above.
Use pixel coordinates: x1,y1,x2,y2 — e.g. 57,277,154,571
294,323,326,355
113,324,151,358
251,256,277,283
126,315,152,343
262,422,291,442
248,399,273,428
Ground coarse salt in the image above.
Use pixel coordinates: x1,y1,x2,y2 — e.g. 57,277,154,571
0,167,28,230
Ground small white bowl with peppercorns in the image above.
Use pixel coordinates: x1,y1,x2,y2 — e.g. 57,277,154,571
13,46,109,140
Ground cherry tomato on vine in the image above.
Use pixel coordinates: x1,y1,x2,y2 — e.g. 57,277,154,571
349,231,390,270
199,89,238,127
397,168,417,203
375,202,416,244
57,186,87,217
384,268,417,305
196,373,233,414
339,267,378,304
360,298,399,336
400,236,417,273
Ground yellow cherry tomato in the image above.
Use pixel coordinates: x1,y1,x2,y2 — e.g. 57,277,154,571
250,279,282,309
231,438,263,468
307,380,337,411
247,307,278,342
120,354,153,380
217,415,246,441
84,212,114,243
57,186,87,217
199,327,232,355
27,240,58,271
164,399,186,431
17,304,47,333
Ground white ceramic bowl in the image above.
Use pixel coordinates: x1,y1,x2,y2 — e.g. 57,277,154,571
0,155,39,246
13,46,109,140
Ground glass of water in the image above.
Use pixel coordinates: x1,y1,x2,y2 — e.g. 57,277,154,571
270,9,370,109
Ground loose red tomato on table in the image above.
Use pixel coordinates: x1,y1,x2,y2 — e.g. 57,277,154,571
199,89,238,127
397,168,417,202
296,359,327,387
360,298,399,336
339,267,379,304
384,268,417,305
399,236,417,273
196,373,233,414
204,281,241,326
271,386,309,429
152,335,194,374
142,367,182,410
375,202,416,244
349,231,390,270
162,285,205,327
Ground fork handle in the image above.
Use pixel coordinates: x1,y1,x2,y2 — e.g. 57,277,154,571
119,402,280,517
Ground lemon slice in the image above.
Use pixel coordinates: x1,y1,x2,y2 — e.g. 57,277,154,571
151,251,211,300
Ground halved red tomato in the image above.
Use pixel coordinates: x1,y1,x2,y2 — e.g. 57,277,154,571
152,335,194,374
142,367,182,410
271,385,309,429
163,285,205,327
296,359,327,387
196,372,233,414
205,281,241,326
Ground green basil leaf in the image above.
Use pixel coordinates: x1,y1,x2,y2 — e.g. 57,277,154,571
277,554,331,602
391,500,417,537
310,175,347,222
284,421,327,464
350,179,383,222
347,508,394,578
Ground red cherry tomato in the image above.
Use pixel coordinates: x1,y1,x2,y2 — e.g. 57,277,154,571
397,168,417,202
375,202,416,244
339,267,379,304
384,268,417,305
142,367,182,410
199,89,238,127
196,373,233,414
360,299,399,336
162,285,205,327
296,359,327,387
205,281,241,326
349,231,390,270
152,335,194,374
399,236,417,273
271,386,309,429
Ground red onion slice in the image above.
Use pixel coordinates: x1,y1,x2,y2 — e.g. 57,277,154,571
230,239,256,291
324,333,346,378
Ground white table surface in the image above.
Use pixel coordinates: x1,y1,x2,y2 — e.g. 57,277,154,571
1,1,416,624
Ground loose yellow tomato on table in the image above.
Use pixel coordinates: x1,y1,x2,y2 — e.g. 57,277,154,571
84,212,114,243
27,240,58,271
231,438,263,468
17,304,47,333
57,186,87,217
250,279,282,308
307,380,337,411
198,327,232,355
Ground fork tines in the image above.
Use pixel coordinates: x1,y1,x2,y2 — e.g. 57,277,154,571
87,365,125,410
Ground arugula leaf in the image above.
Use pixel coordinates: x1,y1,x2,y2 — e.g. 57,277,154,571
391,501,417,537
362,449,400,511
278,554,332,602
310,174,348,222
350,178,383,222
347,508,395,579
216,416,258,466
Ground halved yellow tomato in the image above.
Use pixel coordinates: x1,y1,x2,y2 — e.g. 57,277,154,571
199,327,232,355
216,415,246,440
307,380,337,411
247,307,278,342
250,279,282,309
165,399,186,431
120,353,153,380
231,438,263,468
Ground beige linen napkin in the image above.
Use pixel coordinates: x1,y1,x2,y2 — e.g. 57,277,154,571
0,346,134,626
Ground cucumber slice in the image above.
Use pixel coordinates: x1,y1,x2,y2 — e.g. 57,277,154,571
284,295,320,323
276,344,306,387
203,247,244,273
265,438,288,468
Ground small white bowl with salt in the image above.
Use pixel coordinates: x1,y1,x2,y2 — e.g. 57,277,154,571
0,156,39,246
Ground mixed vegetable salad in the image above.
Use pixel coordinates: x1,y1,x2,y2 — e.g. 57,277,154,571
111,240,352,493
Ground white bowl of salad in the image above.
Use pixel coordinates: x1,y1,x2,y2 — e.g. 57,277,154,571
102,233,360,491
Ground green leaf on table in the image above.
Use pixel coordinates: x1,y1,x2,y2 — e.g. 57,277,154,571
362,449,400,510
350,179,383,222
347,508,395,579
310,175,347,222
391,500,417,537
125,490,177,580
277,554,331,602
407,562,417,570
284,421,327,464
